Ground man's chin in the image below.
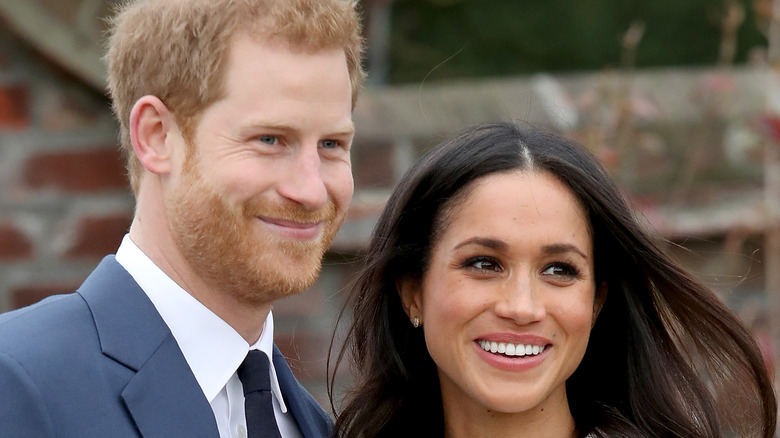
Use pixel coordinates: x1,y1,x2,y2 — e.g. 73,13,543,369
247,253,323,296
244,269,321,303
268,234,326,252
237,230,334,299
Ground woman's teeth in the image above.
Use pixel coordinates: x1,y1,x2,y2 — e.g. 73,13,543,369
478,340,545,357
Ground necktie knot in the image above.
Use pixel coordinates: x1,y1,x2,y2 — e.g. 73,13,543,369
237,350,272,395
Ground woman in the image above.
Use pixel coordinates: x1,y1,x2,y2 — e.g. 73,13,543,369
330,122,776,437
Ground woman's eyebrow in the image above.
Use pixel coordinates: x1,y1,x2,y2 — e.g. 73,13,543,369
541,243,588,260
453,237,506,251
453,238,588,260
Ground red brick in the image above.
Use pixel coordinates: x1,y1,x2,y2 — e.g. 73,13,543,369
63,212,132,260
11,283,80,309
0,222,34,261
0,84,29,130
22,147,127,192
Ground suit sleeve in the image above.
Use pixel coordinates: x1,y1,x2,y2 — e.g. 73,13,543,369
0,351,56,437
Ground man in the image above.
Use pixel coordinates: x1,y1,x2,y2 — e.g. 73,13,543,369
0,0,364,436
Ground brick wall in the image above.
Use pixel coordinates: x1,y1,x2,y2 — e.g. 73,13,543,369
0,27,134,312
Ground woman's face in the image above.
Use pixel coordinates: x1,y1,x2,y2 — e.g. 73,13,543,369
401,170,602,421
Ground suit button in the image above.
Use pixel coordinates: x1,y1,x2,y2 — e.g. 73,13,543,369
237,424,247,438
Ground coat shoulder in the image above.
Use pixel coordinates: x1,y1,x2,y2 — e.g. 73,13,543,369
0,292,95,358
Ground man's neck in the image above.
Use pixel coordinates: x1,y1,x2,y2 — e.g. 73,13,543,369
128,219,271,344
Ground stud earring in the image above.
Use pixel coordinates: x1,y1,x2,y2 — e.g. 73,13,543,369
413,316,420,328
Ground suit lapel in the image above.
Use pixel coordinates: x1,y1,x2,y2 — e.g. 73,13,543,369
79,256,218,437
273,346,333,438
122,335,218,437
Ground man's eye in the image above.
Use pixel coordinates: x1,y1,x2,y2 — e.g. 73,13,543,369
320,139,340,149
258,135,278,145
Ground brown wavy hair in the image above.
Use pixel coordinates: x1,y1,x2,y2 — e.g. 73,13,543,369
330,122,777,437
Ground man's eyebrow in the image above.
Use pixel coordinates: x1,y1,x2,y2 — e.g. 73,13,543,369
244,121,355,137
327,124,356,137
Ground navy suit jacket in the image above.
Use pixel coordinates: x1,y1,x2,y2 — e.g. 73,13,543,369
0,256,333,437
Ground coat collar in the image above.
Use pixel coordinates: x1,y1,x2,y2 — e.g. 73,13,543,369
273,347,334,438
78,256,219,437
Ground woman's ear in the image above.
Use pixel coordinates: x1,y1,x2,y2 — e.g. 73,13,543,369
396,276,423,325
129,95,176,175
592,281,608,327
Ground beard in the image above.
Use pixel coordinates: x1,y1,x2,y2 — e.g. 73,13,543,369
165,159,344,308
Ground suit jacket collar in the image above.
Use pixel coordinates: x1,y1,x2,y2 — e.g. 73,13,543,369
78,256,219,437
273,347,334,438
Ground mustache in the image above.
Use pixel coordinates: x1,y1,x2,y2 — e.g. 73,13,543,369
242,198,338,223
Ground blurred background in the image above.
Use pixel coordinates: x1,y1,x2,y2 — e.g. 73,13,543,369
0,0,779,408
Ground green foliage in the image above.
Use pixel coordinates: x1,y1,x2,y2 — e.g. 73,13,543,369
387,0,767,83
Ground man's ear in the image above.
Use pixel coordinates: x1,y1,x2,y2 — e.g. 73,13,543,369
592,281,608,327
396,276,423,324
129,95,176,175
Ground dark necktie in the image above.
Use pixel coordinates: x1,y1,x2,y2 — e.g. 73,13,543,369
237,350,282,438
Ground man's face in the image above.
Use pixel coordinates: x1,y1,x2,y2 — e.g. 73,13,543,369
166,33,354,306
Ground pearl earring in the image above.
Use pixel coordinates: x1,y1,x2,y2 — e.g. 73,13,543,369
413,316,420,328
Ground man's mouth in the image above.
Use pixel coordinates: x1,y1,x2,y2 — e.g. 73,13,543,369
257,216,323,240
259,217,321,228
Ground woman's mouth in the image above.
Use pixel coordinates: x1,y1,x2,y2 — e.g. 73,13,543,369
477,339,546,357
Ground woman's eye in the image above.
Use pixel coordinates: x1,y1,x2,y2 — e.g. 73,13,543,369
258,135,278,145
465,256,502,272
541,263,580,279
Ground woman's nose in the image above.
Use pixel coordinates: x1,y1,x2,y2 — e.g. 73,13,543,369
492,275,546,325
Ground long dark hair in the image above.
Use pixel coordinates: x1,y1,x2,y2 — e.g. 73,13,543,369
329,122,776,437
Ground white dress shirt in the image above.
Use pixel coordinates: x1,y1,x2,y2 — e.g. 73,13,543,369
115,235,303,438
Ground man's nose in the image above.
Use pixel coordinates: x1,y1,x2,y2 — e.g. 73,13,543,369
277,145,328,210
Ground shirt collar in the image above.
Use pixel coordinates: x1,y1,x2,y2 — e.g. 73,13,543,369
115,234,288,412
